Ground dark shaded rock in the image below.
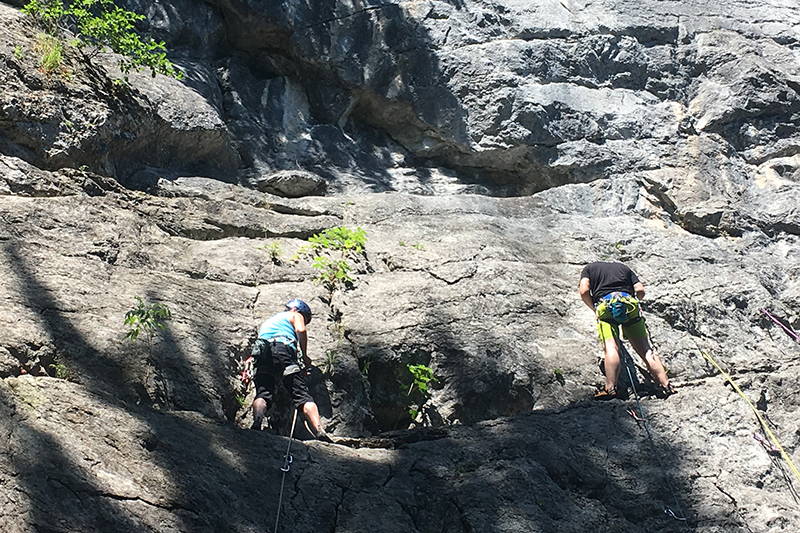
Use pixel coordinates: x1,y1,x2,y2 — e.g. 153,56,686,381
3,374,800,532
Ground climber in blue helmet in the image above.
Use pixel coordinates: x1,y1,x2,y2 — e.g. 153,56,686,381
249,298,332,442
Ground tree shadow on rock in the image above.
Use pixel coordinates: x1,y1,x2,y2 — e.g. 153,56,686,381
1,241,287,530
368,403,696,532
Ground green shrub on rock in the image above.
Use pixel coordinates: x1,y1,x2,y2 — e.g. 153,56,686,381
308,226,367,254
406,363,438,420
123,297,172,343
23,0,182,79
301,226,367,294
33,33,62,72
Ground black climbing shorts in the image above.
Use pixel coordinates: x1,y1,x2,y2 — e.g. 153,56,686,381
252,339,313,408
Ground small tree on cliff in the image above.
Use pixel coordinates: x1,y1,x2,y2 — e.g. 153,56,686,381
23,0,182,79
124,297,172,347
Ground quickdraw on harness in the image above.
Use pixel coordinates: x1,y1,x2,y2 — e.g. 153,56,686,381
238,355,255,387
240,337,303,388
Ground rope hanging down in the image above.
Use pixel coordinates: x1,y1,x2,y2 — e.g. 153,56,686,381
618,340,688,522
699,350,800,485
273,408,299,533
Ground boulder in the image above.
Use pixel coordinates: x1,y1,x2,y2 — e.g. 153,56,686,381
253,169,328,197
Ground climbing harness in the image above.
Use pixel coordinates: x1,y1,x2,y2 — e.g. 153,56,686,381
273,408,299,533
597,292,642,326
699,350,800,485
617,340,688,522
760,308,800,344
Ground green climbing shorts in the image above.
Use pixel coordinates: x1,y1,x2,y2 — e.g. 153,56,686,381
595,296,648,341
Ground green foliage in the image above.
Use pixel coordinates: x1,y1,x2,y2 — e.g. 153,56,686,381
553,368,565,386
47,357,76,381
406,363,438,419
124,297,171,343
308,226,367,254
258,241,282,263
287,244,310,263
13,45,25,60
311,256,353,291
34,33,62,72
358,354,372,378
398,240,425,251
301,226,367,294
50,363,68,379
23,0,182,79
408,364,437,395
234,394,247,408
322,350,339,377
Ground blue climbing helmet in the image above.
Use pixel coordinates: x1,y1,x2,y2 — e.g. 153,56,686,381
285,298,312,324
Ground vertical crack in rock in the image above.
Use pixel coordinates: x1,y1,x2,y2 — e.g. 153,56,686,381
713,481,755,533
329,485,348,533
450,496,474,533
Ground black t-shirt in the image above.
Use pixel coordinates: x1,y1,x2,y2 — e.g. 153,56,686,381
580,262,640,303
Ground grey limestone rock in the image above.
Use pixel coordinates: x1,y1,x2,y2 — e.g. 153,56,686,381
2,0,800,531
2,157,800,530
253,169,328,198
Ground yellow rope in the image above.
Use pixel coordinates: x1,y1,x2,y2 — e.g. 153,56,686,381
700,350,800,483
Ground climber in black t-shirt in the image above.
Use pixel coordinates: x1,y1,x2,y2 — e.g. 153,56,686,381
578,262,674,400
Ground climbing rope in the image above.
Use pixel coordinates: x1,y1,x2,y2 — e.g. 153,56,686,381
618,340,688,522
699,350,800,485
273,408,299,533
761,308,800,344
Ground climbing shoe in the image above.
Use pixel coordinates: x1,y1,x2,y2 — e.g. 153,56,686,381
315,429,334,443
304,420,334,442
655,384,676,399
593,387,618,401
250,415,264,431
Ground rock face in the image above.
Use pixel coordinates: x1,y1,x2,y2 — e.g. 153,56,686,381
2,0,800,532
8,373,800,533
